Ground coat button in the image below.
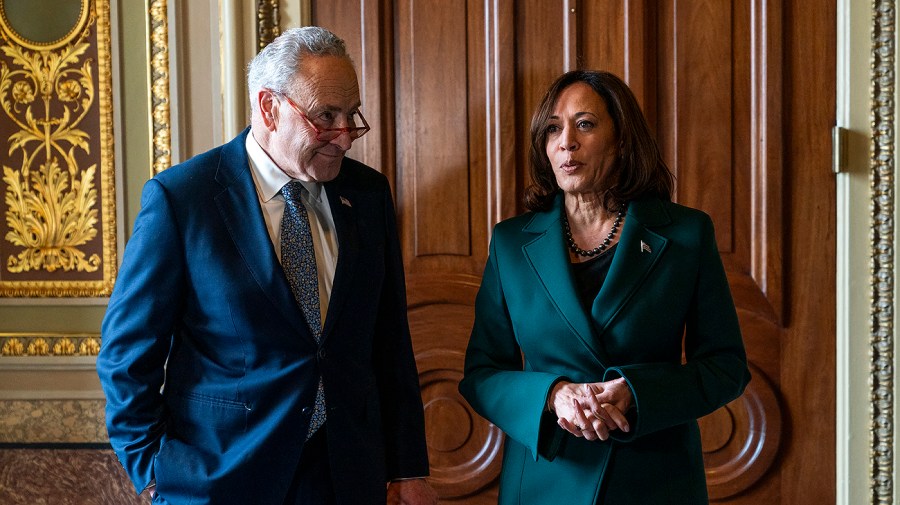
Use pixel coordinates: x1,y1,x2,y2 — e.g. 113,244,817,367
301,407,311,415
317,348,326,361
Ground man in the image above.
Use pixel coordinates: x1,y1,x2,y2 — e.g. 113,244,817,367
97,26,436,505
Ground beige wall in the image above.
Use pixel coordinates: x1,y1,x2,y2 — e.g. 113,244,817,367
835,0,876,505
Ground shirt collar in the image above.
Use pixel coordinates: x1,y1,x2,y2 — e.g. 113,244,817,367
245,132,324,203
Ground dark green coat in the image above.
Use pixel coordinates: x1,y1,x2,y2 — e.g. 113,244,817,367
459,195,750,505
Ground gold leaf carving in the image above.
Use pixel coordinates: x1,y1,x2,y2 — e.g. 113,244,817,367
0,23,99,273
26,337,49,356
1,337,23,355
0,333,100,356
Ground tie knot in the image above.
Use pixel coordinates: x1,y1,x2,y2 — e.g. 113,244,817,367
281,180,305,203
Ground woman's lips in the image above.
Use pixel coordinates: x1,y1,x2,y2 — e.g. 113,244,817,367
560,160,582,173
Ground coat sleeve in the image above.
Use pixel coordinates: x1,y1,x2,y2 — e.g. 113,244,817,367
96,179,184,492
604,214,750,440
372,180,431,480
459,235,566,462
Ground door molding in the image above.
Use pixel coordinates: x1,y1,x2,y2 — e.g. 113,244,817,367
836,0,894,503
868,0,895,501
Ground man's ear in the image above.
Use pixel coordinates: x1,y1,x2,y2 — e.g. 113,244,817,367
258,90,278,130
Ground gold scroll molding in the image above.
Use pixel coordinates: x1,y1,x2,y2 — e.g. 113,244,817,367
0,0,117,297
148,0,170,176
871,2,894,503
257,0,280,52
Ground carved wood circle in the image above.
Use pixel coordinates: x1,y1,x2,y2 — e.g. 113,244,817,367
701,361,782,499
416,349,503,498
407,275,502,500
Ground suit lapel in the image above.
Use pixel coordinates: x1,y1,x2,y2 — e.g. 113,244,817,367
320,172,359,340
522,201,606,365
213,129,311,337
592,198,671,334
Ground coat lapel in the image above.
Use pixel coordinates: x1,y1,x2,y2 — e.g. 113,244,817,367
213,129,311,337
320,174,359,340
522,199,606,365
591,198,671,334
520,196,673,363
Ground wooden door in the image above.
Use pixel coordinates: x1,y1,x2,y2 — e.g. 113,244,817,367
314,1,835,503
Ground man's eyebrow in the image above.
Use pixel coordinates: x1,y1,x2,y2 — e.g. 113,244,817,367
314,102,363,112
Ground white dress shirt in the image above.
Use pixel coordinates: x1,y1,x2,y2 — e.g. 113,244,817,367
245,133,338,325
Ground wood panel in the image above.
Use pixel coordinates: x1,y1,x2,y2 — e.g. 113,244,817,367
662,0,735,247
313,0,395,186
393,0,498,275
397,0,471,259
781,0,836,502
580,0,657,151
514,0,568,209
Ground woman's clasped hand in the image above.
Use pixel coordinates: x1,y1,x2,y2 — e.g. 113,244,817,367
549,378,633,441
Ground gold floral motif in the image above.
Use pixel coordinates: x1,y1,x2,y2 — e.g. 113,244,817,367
26,338,49,355
53,337,76,355
0,333,100,356
79,337,99,355
1,337,23,355
0,8,100,274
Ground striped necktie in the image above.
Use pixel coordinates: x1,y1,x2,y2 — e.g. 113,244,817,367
281,181,326,439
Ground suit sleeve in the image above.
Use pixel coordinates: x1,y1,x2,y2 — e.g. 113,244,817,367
604,214,750,440
96,179,185,492
459,235,565,462
372,181,431,480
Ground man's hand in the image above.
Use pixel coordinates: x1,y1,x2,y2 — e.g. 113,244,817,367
386,478,438,505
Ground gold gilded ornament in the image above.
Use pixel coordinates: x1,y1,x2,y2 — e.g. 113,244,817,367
0,25,100,273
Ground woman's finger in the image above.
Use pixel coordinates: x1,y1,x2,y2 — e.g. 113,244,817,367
558,417,584,437
573,398,606,441
600,403,630,433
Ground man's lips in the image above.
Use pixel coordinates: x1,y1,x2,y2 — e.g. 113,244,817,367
314,149,345,159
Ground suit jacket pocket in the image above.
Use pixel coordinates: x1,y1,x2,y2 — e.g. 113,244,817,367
167,390,250,432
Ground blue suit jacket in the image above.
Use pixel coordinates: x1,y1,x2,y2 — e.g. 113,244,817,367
97,129,429,504
459,195,750,505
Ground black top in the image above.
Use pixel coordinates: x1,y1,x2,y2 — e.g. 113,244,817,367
570,243,618,311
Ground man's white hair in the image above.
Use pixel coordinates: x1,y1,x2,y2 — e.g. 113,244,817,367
246,26,350,112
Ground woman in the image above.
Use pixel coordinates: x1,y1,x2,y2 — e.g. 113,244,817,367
458,70,750,504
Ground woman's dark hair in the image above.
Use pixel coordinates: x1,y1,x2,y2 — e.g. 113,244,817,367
524,70,674,212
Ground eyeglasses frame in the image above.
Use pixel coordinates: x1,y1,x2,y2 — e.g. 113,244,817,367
268,89,370,142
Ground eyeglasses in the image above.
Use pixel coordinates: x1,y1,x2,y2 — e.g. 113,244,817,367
271,90,370,142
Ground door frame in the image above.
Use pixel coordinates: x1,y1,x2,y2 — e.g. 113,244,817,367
836,0,894,503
